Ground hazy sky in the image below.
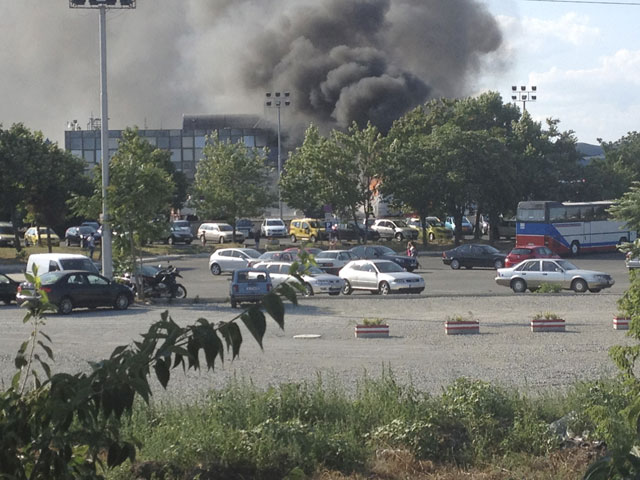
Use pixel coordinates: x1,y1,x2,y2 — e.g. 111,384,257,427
480,0,640,144
0,0,637,147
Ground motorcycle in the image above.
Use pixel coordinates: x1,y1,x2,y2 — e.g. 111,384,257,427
117,264,187,299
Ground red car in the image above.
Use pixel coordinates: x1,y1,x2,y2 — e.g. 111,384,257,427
504,246,559,268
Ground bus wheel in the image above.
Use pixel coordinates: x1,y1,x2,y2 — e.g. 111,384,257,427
570,241,580,256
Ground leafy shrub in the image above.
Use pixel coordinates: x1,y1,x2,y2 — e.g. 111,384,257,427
533,283,562,293
532,311,562,320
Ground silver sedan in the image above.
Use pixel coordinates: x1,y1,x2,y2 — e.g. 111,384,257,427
495,258,614,293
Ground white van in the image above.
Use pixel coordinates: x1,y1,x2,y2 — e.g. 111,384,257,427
26,253,99,276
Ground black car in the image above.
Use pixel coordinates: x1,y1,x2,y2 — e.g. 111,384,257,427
0,273,19,304
16,270,134,314
349,245,418,272
335,222,381,243
64,226,101,247
442,244,506,270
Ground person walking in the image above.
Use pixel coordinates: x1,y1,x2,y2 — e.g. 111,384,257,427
87,232,96,260
407,241,417,259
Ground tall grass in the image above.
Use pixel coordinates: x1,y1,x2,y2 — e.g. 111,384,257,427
108,373,631,479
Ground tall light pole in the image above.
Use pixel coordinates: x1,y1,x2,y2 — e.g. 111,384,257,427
265,91,290,219
511,85,537,112
69,0,136,278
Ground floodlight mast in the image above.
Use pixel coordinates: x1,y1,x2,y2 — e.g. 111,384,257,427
69,0,136,278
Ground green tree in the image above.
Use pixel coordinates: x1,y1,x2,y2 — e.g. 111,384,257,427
73,128,175,278
193,133,274,239
0,123,90,253
328,122,388,237
280,124,329,217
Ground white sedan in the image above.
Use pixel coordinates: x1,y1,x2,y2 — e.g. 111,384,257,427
495,258,615,293
252,261,343,296
208,248,262,275
339,259,425,295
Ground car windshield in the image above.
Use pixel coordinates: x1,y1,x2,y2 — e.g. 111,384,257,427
37,228,55,235
266,220,284,226
0,226,14,234
511,248,531,255
427,219,444,227
556,260,578,270
78,226,95,234
242,249,262,258
219,224,233,231
307,266,325,275
237,219,252,227
374,246,397,255
172,221,190,229
316,251,337,259
59,258,99,273
394,220,408,227
375,262,404,273
480,245,500,254
139,265,161,276
40,271,67,285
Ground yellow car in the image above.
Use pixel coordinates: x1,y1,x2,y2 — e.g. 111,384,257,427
289,218,327,243
24,227,61,247
406,217,453,242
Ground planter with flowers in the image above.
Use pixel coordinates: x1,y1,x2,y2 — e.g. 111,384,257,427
355,317,390,339
445,312,480,335
531,312,565,332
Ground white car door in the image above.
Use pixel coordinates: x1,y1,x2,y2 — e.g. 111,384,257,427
360,262,378,290
541,260,566,287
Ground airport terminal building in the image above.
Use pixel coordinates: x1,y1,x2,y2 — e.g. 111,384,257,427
64,114,282,180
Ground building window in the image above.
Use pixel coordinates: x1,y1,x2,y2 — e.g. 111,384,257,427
70,137,82,150
244,136,255,147
183,136,194,148
83,150,95,163
183,149,193,161
108,138,119,149
83,137,96,149
157,136,169,149
169,136,182,148
195,136,206,148
170,149,181,162
71,150,82,159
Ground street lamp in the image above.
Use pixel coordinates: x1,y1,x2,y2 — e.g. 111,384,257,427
511,85,537,112
69,0,136,279
265,91,290,219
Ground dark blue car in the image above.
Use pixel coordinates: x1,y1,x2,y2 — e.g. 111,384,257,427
349,245,418,272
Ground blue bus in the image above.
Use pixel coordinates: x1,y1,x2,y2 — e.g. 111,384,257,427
515,200,636,255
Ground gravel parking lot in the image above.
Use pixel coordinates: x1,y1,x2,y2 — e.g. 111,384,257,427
0,255,633,401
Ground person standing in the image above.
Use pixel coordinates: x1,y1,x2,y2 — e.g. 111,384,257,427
254,226,261,250
87,232,96,260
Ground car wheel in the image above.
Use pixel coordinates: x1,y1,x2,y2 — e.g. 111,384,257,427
329,292,340,296
210,263,222,275
342,280,352,295
570,241,580,256
589,288,601,293
200,235,206,246
114,293,130,310
450,259,460,270
168,236,174,246
231,299,237,308
219,236,225,244
310,235,317,243
290,234,297,243
186,240,192,245
65,238,71,247
174,285,187,299
303,283,314,297
58,297,73,315
494,259,504,269
379,281,391,295
572,278,588,293
428,232,435,242
24,239,30,247
395,233,404,242
511,278,527,293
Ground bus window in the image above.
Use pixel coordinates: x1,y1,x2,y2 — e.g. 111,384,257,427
549,207,566,222
594,205,608,220
565,206,581,221
581,206,594,221
516,207,545,222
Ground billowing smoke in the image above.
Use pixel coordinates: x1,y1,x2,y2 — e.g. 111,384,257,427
0,0,502,144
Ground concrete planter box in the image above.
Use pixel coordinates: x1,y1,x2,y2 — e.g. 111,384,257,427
613,316,630,330
531,318,565,332
355,324,390,338
445,320,480,335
